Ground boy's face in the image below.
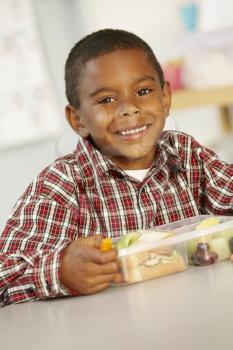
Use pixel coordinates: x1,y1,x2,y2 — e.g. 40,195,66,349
66,48,171,170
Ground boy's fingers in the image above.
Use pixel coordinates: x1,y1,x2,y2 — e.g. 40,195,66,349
76,235,102,248
83,247,117,264
84,282,111,295
88,273,118,287
93,235,103,248
99,249,118,264
113,272,124,284
88,260,120,275
86,272,124,292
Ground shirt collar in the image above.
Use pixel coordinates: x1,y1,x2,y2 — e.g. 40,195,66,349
155,132,183,171
75,132,184,181
75,137,126,180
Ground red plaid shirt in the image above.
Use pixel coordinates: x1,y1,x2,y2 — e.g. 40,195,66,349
0,131,232,306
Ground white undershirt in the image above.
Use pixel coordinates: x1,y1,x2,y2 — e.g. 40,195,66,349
124,168,150,181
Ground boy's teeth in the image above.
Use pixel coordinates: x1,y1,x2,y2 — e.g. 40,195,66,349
119,125,147,136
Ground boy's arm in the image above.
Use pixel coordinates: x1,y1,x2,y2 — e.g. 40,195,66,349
0,161,82,306
59,238,121,295
194,140,233,214
0,167,121,307
0,196,79,307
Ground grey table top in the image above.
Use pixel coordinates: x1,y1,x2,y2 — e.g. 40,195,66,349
1,261,233,350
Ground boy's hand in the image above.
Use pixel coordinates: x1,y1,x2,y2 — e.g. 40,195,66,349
59,236,122,295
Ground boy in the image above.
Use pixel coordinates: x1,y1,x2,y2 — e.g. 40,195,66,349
0,29,232,307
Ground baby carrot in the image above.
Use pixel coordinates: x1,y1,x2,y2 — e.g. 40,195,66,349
100,238,113,252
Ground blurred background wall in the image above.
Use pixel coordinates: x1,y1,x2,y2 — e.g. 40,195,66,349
0,0,233,230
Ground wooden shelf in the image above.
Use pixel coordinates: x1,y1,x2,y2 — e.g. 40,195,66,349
171,85,233,134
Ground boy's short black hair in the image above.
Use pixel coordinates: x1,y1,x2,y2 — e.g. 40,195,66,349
65,28,165,108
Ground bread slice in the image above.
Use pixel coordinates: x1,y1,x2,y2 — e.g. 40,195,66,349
120,250,150,270
123,255,186,283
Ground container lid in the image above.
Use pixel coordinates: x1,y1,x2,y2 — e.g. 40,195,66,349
117,216,233,258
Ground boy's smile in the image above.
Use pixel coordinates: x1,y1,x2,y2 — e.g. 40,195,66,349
66,48,171,170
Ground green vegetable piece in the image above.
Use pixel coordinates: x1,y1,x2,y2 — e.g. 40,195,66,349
195,216,220,231
209,237,231,261
115,232,140,250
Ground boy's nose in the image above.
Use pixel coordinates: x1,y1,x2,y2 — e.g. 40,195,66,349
117,102,140,117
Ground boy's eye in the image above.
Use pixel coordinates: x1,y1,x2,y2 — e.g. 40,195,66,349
98,96,115,104
137,88,152,96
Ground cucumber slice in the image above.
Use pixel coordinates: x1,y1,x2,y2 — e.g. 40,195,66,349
209,237,231,261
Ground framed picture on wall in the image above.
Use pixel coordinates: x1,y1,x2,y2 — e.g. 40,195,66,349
0,0,61,151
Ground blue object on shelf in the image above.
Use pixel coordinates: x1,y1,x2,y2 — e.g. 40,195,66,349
180,3,198,31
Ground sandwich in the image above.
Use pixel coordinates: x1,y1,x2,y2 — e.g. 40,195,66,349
115,231,186,284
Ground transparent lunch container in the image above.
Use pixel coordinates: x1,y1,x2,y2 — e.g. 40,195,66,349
154,215,233,266
115,215,233,285
115,229,188,285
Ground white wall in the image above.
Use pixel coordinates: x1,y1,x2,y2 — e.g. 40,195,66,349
0,0,77,231
0,0,232,231
72,0,223,144
72,0,184,62
0,140,56,228
33,0,78,111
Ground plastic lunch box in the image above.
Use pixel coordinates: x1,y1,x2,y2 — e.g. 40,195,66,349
116,215,233,285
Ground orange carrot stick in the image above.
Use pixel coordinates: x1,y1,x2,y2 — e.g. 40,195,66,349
100,238,113,252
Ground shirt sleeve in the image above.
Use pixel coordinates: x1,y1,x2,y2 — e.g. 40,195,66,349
195,141,233,215
0,165,80,307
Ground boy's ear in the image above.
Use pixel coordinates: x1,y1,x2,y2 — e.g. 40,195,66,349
162,81,172,118
65,105,89,138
